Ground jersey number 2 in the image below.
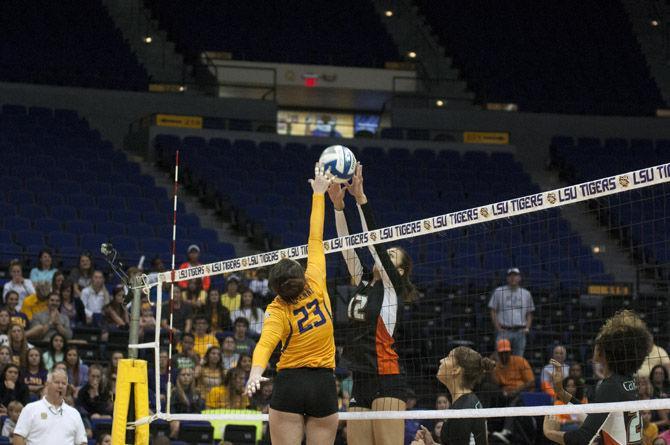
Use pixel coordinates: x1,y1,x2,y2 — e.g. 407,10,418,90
294,299,327,334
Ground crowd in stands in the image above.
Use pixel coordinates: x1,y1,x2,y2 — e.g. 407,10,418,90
0,242,668,444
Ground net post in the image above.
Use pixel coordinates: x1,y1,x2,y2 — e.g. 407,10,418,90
128,275,143,360
154,274,163,414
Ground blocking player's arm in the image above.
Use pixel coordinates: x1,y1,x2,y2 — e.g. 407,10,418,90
305,193,326,286
561,380,619,445
357,202,402,289
334,209,365,285
12,436,26,445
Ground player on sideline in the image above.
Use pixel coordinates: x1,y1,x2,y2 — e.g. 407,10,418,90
327,164,417,445
246,164,338,445
412,346,494,445
12,368,87,445
544,309,653,445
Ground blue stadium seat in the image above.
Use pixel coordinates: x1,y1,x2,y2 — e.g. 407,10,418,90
67,193,94,208
115,182,141,197
18,204,47,219
80,233,106,252
95,221,126,237
78,207,109,222
48,232,78,250
14,230,44,247
33,218,61,233
111,210,142,225
141,238,168,256
4,216,30,232
5,190,34,204
97,194,126,210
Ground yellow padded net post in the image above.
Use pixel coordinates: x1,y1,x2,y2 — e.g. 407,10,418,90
112,359,150,445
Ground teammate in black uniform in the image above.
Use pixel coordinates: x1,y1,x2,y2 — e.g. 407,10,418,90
327,165,417,445
544,310,653,445
412,346,493,445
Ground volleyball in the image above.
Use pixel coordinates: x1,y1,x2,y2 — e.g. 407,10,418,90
318,144,357,183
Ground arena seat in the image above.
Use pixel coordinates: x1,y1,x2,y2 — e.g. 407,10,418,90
145,0,399,68
415,0,666,115
0,1,148,90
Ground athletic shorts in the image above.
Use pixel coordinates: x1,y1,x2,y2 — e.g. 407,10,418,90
270,367,338,418
349,371,408,409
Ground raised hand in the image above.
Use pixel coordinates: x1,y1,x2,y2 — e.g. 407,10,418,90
308,163,332,194
347,164,366,204
327,182,347,210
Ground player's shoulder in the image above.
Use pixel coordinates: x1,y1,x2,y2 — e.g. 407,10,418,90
596,374,637,401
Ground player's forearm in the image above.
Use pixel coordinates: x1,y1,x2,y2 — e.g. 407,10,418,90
308,194,325,242
544,429,565,444
12,435,26,445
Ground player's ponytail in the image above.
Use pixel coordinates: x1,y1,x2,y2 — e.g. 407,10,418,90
453,346,496,389
392,246,418,303
269,259,306,304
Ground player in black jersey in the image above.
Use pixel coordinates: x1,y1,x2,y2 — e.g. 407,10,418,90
544,310,653,445
412,346,493,445
327,165,417,445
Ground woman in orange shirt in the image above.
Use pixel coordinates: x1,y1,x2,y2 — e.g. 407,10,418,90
247,165,337,445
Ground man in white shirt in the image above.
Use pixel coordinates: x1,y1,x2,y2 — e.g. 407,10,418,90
80,271,110,324
488,267,535,357
12,368,87,445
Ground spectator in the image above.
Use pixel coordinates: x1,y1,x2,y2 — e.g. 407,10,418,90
181,278,206,306
432,421,444,443
190,315,219,359
0,309,10,344
541,345,569,398
488,267,534,357
205,367,250,409
0,364,29,408
9,324,32,368
51,271,65,295
70,252,94,297
148,351,169,406
139,303,156,337
2,260,35,309
4,291,28,329
196,346,225,397
569,362,583,380
22,282,53,320
435,393,450,410
638,339,670,379
1,400,22,437
0,346,12,374
81,271,110,323
42,333,66,371
106,351,124,383
553,376,586,432
491,339,535,444
65,345,88,392
169,367,204,439
231,289,264,337
220,336,240,371
29,249,58,288
252,379,273,412
651,364,670,399
95,433,112,445
76,364,113,418
643,410,660,445
249,268,270,299
101,285,129,338
21,347,47,400
26,292,72,342
59,279,86,327
220,276,241,312
172,333,200,372
232,317,256,356
404,389,421,445
236,353,252,381
197,288,232,333
177,245,210,291
161,286,192,338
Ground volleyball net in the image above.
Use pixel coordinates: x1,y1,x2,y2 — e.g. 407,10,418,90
132,162,670,431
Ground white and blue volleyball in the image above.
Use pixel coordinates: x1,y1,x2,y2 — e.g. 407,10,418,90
319,145,357,184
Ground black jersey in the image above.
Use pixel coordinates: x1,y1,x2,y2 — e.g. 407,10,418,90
335,203,404,375
441,393,488,445
564,373,641,445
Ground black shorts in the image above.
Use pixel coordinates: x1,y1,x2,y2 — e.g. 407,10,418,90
270,368,338,418
349,371,408,409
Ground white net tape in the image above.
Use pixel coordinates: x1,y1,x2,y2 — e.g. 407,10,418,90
130,162,670,427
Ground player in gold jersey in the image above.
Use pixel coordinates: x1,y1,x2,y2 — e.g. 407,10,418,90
247,164,338,445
